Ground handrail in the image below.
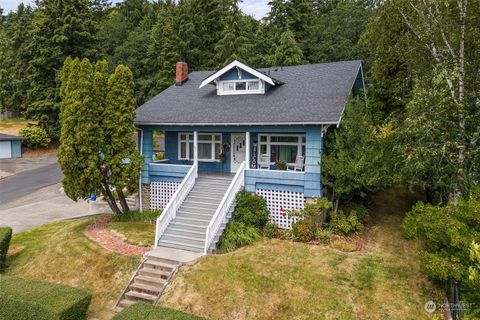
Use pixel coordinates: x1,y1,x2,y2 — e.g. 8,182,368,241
204,161,245,254
154,163,197,246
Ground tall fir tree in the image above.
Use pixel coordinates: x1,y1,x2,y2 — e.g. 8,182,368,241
271,30,304,66
26,0,97,138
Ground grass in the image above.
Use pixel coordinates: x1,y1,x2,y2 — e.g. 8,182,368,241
0,118,35,135
4,218,140,320
159,187,441,320
112,303,207,320
107,221,155,247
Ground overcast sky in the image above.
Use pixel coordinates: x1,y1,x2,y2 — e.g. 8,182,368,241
1,0,270,19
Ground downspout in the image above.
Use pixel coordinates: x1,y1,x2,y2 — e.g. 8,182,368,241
136,126,144,212
361,64,368,108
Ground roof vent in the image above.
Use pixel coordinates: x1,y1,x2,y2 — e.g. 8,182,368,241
175,62,188,86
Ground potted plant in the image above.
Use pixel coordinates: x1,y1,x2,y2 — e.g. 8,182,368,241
275,160,287,170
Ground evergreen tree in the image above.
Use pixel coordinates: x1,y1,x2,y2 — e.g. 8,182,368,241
214,0,251,67
104,65,143,212
271,30,304,66
26,0,98,138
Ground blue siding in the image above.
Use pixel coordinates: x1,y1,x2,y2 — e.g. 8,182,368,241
219,68,257,81
141,129,154,183
149,163,190,183
11,140,22,158
245,169,306,193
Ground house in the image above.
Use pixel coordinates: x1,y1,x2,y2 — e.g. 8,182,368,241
0,133,24,159
136,60,365,253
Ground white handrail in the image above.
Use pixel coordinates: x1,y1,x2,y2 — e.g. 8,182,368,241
204,161,245,253
154,163,197,246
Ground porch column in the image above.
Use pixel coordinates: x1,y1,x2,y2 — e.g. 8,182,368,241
245,131,250,169
193,131,198,167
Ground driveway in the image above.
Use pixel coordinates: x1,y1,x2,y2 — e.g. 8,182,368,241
0,161,62,204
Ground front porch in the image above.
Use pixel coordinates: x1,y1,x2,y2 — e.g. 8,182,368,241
138,125,325,229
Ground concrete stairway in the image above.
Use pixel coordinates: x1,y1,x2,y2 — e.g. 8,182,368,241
158,174,234,252
115,255,179,311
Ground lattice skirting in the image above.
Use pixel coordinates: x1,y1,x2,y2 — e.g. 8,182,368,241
256,189,305,229
150,181,180,209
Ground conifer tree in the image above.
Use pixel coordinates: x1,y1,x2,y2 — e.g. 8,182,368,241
271,30,304,66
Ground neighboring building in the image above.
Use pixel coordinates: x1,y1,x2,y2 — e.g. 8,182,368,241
136,60,365,253
0,133,24,159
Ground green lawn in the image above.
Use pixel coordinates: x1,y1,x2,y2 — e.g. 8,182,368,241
159,188,441,320
107,221,155,247
5,218,140,320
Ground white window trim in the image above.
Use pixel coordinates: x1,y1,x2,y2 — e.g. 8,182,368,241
178,132,222,162
257,134,306,165
217,79,265,95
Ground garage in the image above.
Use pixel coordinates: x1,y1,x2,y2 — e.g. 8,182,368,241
0,134,24,159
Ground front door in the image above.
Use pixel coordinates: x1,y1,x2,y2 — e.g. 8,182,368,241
231,133,246,173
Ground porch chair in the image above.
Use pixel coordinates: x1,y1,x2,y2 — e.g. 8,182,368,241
287,155,304,171
258,154,270,169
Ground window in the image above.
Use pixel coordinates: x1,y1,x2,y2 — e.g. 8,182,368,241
258,134,306,164
178,133,222,161
218,79,263,95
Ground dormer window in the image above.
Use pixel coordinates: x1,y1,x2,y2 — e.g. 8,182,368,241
219,80,263,95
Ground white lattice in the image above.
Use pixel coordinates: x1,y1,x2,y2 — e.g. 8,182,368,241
256,189,305,229
150,181,180,209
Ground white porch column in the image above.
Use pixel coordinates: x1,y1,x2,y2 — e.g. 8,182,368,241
193,131,198,167
245,131,250,169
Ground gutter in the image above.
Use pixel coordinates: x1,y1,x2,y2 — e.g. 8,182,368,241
134,121,341,126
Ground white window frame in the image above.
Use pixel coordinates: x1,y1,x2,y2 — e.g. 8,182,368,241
217,79,264,95
178,132,222,162
257,134,306,165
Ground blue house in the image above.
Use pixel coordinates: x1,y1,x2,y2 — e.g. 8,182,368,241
136,60,365,253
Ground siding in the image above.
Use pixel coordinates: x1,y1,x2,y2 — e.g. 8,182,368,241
11,140,22,158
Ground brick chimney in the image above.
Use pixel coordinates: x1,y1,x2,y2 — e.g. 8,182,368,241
175,62,188,86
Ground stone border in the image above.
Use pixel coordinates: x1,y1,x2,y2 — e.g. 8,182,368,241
84,218,150,257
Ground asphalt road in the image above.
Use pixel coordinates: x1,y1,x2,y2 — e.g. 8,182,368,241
0,162,62,205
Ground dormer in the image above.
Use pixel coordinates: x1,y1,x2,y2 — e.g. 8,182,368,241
199,60,282,96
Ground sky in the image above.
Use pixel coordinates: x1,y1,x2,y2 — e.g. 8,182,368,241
1,0,271,19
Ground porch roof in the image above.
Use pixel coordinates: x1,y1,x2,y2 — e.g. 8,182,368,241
136,60,363,126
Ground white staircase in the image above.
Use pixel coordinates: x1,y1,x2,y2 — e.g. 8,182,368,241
158,175,233,252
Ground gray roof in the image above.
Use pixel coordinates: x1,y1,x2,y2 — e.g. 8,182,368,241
0,133,24,141
136,60,363,126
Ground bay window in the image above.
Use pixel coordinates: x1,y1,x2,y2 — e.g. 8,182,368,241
178,133,222,161
258,134,305,164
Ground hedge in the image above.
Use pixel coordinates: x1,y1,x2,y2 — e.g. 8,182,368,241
112,303,207,320
0,276,91,320
0,227,12,269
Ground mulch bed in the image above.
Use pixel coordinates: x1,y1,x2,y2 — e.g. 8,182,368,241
84,218,150,257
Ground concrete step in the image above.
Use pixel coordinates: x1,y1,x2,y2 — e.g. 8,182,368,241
143,259,177,271
130,282,163,294
118,298,136,309
125,290,157,302
138,267,170,279
158,239,204,253
135,274,167,286
162,234,205,247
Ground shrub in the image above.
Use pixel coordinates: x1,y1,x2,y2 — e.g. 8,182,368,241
218,222,260,252
316,229,336,244
0,276,91,320
0,227,12,269
112,302,207,319
293,198,332,228
341,202,369,221
111,210,160,222
263,222,280,238
234,191,269,229
329,210,363,235
19,125,50,148
292,219,316,242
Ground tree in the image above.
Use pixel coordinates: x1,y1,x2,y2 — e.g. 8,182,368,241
271,30,304,66
26,0,98,138
322,98,396,210
396,0,480,202
104,65,143,212
58,58,142,214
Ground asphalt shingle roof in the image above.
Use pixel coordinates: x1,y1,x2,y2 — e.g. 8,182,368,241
135,60,362,125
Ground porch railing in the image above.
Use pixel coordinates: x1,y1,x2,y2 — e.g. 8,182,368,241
204,161,245,254
154,163,198,247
